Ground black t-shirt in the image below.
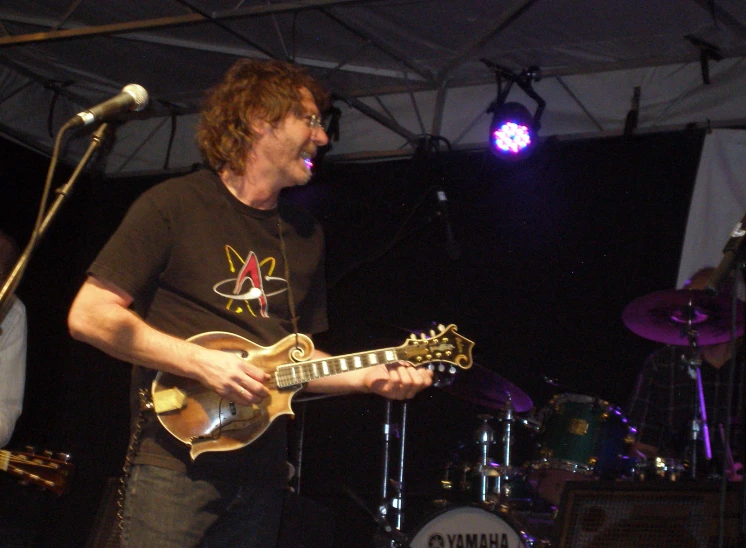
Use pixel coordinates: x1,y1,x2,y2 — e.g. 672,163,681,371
89,168,328,486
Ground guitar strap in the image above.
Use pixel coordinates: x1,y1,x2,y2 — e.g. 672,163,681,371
277,206,301,344
115,388,152,538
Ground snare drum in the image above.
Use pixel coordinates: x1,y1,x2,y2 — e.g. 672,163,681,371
528,393,632,505
409,506,538,548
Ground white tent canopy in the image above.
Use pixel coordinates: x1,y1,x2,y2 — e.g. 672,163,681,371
1,0,746,176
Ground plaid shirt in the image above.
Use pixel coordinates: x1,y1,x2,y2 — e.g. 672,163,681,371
626,345,745,475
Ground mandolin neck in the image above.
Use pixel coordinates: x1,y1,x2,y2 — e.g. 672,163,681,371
275,347,402,388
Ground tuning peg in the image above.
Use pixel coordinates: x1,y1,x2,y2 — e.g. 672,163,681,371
43,450,53,458
437,323,446,331
24,445,37,454
55,453,71,462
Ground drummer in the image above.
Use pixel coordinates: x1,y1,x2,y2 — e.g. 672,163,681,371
626,267,745,480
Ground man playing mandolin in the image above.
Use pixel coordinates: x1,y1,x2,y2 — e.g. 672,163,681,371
68,59,433,547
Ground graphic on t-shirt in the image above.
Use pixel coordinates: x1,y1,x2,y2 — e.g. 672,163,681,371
212,248,288,318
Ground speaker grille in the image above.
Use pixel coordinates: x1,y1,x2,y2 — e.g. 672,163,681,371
554,481,742,548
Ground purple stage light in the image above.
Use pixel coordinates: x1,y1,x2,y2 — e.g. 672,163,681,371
488,102,536,160
492,121,532,154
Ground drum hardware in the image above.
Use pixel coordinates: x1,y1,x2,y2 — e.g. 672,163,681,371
622,287,742,479
479,411,516,509
677,304,716,481
439,362,534,413
719,422,741,479
452,404,537,511
502,396,515,468
474,414,496,505
685,340,712,479
632,456,687,481
622,287,745,346
540,373,562,388
517,415,542,433
436,360,537,507
295,396,411,546
438,460,470,502
342,482,410,548
408,505,547,548
527,393,632,506
375,399,409,545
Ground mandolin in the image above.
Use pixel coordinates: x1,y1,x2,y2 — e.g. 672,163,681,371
152,324,474,459
0,448,74,495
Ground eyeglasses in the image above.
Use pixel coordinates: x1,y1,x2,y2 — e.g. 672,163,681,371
300,114,324,130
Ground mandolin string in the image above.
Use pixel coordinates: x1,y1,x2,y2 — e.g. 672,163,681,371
7,458,57,468
3,452,61,467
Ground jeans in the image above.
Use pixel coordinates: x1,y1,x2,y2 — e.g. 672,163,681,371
121,464,286,548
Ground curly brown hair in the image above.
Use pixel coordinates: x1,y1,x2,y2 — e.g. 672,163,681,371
196,59,330,175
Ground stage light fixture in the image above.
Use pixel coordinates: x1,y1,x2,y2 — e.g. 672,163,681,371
489,102,535,160
482,62,545,162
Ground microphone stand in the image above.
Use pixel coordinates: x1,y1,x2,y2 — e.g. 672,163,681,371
0,123,111,322
732,263,746,547
706,211,746,546
716,262,746,548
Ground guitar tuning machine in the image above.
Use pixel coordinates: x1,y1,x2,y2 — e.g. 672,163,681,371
55,453,71,463
428,362,457,375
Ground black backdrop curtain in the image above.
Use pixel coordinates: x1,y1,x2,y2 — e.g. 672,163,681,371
0,128,703,546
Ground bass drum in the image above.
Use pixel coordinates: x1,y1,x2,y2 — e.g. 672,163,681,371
409,506,540,548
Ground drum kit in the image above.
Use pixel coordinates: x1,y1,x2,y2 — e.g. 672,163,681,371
397,286,745,547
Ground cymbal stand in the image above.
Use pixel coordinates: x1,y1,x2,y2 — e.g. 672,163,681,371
683,327,712,479
475,414,495,503
375,399,410,547
502,396,515,468
496,397,517,507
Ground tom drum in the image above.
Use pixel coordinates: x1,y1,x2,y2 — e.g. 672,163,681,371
528,393,632,505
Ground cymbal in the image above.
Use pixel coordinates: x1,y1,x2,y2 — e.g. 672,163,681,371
622,289,744,346
438,363,533,412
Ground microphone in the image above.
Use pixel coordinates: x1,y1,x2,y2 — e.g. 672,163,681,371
706,211,746,295
436,189,461,260
70,84,149,128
